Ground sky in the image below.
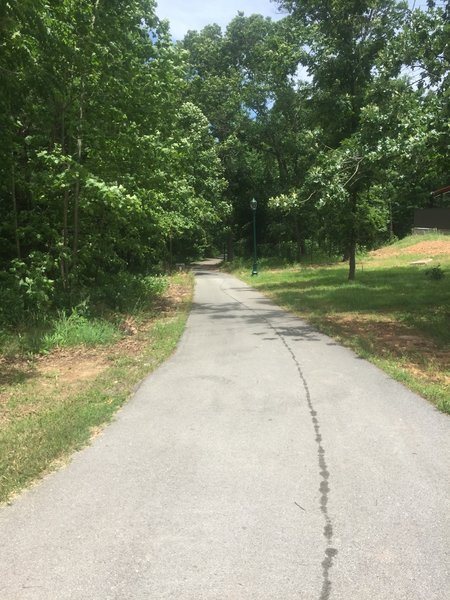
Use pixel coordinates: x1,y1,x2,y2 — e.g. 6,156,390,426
155,1,430,40
155,0,285,40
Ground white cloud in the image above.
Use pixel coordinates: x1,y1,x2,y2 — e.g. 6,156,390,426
155,0,285,40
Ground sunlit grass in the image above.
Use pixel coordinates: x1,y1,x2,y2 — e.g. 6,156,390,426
42,312,121,351
232,235,450,412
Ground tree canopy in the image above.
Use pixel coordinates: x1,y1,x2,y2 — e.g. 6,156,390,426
0,0,448,322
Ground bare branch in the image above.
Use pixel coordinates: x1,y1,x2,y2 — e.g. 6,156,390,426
343,157,364,188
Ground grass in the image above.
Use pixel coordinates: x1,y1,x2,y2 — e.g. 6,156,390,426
41,311,121,351
0,275,170,357
0,272,194,504
0,313,122,357
379,232,445,251
231,234,450,413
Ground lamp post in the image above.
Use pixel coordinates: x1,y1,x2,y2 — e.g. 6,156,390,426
250,198,258,276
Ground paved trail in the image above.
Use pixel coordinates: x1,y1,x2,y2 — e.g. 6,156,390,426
0,265,449,600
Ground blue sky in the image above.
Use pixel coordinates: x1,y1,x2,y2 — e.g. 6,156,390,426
155,0,430,40
155,0,284,39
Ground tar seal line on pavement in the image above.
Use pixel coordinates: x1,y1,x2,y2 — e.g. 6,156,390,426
221,282,338,600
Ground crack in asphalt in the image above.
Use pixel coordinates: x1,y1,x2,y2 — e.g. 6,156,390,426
219,279,338,600
276,329,338,600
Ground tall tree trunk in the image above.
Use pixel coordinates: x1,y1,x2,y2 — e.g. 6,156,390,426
389,198,394,240
73,0,100,267
226,229,234,262
60,104,69,289
168,235,173,270
348,237,356,281
72,95,82,265
11,159,21,260
62,187,69,287
348,191,357,280
293,215,305,261
273,144,289,187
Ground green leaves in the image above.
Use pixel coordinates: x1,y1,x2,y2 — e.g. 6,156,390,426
1,0,447,316
0,0,227,320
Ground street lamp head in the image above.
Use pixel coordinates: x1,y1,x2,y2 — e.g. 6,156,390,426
250,198,257,211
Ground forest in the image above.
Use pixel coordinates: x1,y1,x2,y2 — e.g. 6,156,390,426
1,0,448,325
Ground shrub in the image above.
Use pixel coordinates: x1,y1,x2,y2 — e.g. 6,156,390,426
9,252,55,316
88,272,168,312
425,265,445,281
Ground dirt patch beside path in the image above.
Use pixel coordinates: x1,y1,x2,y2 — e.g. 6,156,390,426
322,313,450,386
371,240,450,258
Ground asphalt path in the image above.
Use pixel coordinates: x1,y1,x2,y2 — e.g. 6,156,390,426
0,263,449,600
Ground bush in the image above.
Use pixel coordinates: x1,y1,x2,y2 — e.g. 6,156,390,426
0,262,168,333
425,265,445,281
0,252,55,325
0,272,25,325
10,252,55,316
88,272,168,312
0,252,55,326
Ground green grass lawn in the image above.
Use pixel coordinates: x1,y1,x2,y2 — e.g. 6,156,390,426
232,234,450,413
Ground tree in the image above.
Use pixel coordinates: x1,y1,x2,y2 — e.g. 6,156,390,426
182,13,313,259
275,0,409,278
0,0,226,321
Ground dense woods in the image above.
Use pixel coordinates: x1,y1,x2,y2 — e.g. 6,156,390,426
0,0,448,324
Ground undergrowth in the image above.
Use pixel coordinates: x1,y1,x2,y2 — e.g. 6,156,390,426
0,274,169,356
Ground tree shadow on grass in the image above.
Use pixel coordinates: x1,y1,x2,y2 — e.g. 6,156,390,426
0,359,36,387
255,266,450,344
